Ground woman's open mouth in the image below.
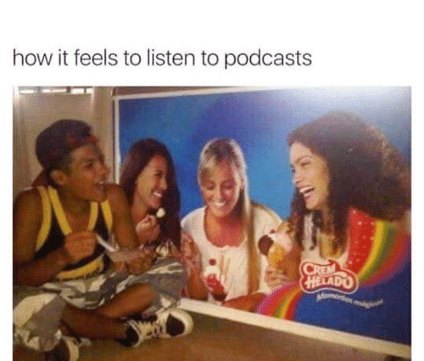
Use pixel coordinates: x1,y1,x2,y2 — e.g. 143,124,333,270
299,186,314,199
212,200,227,209
153,191,164,200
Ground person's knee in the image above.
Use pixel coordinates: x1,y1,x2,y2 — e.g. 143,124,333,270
94,283,158,319
131,283,157,299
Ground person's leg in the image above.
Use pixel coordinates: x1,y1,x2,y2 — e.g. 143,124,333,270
123,258,188,315
60,299,193,348
60,283,157,339
61,305,128,340
95,283,157,319
13,286,66,352
57,263,191,345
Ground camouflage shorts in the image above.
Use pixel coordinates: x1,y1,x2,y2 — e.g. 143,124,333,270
13,258,186,352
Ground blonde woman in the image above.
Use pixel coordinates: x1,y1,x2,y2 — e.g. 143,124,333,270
181,138,282,311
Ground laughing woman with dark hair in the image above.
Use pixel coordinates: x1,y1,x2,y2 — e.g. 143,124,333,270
119,138,193,329
120,138,182,254
259,111,411,344
266,111,411,286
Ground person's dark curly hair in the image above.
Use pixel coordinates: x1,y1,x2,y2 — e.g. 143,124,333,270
120,138,181,248
287,111,411,252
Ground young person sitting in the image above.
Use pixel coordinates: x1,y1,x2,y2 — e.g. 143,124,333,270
13,120,193,361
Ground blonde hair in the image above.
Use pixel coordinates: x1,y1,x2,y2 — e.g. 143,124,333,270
198,138,259,294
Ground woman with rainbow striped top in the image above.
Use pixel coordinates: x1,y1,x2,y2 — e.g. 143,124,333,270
265,110,411,290
258,111,411,344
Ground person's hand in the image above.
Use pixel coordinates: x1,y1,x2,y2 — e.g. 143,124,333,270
181,231,202,275
264,266,291,290
155,240,181,259
135,215,160,244
125,247,158,274
61,231,96,264
167,242,181,258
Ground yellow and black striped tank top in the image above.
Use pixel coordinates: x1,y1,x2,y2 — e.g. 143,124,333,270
34,186,113,280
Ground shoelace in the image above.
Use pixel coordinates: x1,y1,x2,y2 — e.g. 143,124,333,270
139,317,165,338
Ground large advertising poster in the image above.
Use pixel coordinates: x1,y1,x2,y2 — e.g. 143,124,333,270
115,87,411,353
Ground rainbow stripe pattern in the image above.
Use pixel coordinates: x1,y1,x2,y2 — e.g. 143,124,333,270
256,208,411,342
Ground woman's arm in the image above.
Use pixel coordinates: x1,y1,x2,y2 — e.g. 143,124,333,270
186,269,209,300
107,184,156,274
181,231,208,300
221,293,266,312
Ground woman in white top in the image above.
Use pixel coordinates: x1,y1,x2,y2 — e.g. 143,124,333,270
181,138,281,311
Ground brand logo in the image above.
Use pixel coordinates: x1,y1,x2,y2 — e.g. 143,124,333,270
299,259,358,294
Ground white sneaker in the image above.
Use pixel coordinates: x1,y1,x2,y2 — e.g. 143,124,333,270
44,336,82,361
126,308,193,347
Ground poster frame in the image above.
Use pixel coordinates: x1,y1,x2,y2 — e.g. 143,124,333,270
113,87,411,359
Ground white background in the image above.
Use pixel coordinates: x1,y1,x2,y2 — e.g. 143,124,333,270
3,1,422,358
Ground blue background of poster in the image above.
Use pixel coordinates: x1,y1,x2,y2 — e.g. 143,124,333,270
116,87,411,220
116,88,411,345
295,264,411,343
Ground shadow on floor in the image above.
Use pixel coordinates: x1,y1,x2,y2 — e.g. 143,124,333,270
15,312,404,361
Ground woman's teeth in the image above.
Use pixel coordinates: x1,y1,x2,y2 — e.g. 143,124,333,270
213,201,226,208
153,191,163,199
299,186,314,197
